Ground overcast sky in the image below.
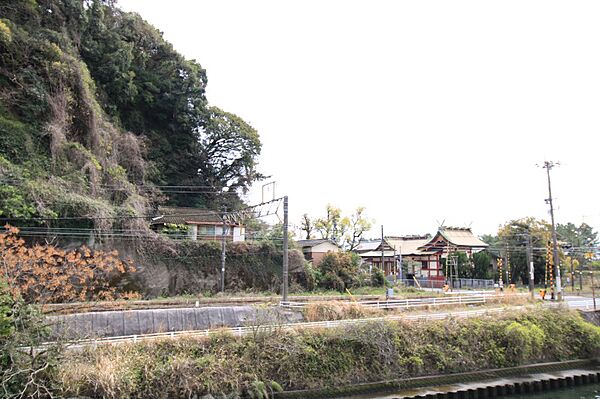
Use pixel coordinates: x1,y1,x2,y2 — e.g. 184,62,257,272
118,0,600,238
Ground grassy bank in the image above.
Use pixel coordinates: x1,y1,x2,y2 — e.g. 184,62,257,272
57,308,600,398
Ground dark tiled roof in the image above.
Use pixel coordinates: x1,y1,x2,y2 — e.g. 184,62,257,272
297,239,337,248
151,206,223,225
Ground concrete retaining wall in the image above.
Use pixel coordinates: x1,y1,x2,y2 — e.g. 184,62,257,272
401,370,600,399
50,306,303,339
581,309,600,326
276,360,599,399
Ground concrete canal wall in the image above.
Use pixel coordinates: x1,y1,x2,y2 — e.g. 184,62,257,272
50,305,303,339
276,360,600,399
396,369,600,399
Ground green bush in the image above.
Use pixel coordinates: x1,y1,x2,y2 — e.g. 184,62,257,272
370,268,386,287
0,281,62,397
317,252,362,292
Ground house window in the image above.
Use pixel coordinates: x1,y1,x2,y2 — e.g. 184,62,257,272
199,225,216,236
421,260,428,269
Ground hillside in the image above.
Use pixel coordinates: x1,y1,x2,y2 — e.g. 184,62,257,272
0,0,263,233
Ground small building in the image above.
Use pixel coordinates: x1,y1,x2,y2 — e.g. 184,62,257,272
354,238,397,276
297,239,340,266
150,206,245,242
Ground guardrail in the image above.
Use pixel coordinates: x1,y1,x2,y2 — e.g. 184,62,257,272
53,307,508,349
280,293,526,310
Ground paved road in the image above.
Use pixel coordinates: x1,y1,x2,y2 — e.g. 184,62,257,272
560,295,597,310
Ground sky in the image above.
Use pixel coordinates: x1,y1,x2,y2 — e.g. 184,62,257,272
118,0,600,238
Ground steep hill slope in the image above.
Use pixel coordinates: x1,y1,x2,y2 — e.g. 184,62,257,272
0,0,263,233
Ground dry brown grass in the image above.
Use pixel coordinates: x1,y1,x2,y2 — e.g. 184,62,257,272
303,301,383,322
59,343,150,399
486,292,534,306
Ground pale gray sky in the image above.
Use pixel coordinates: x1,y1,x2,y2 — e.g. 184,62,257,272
118,0,600,237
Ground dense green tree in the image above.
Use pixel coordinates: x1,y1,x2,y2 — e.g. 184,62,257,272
556,222,598,264
496,217,552,285
197,107,264,209
472,251,493,279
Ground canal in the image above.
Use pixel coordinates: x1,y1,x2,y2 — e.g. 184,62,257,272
360,383,600,399
509,383,600,398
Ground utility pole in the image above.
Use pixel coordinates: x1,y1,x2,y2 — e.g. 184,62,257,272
526,233,534,298
541,161,562,300
570,256,575,292
381,225,385,276
503,248,508,288
220,207,227,292
282,196,289,302
591,271,597,311
398,248,403,281
453,255,459,289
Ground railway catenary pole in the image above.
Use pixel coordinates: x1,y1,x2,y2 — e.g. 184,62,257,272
282,196,289,302
220,206,227,292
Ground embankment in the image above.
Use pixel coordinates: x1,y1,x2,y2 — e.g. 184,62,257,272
56,307,600,399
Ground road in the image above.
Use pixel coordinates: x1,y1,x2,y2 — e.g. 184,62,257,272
560,295,597,310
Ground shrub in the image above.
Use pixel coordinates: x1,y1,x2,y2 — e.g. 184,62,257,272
0,225,139,303
0,281,62,398
303,301,382,322
370,268,386,287
317,252,361,292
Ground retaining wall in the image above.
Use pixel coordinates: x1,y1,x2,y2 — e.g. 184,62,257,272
50,306,303,339
581,309,600,326
276,360,599,399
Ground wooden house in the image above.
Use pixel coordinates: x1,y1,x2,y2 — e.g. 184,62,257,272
354,238,397,276
150,206,245,242
297,239,340,266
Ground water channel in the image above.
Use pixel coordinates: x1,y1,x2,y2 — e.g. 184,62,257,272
359,383,600,399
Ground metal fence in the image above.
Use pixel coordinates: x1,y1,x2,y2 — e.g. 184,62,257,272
396,278,495,289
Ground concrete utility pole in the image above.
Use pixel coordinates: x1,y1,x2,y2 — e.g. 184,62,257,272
398,249,403,280
591,271,597,311
570,256,575,292
220,207,227,292
542,161,562,300
282,196,289,302
503,247,509,286
526,233,534,298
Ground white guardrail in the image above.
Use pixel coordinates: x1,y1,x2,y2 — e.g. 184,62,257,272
54,307,507,349
279,293,527,310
